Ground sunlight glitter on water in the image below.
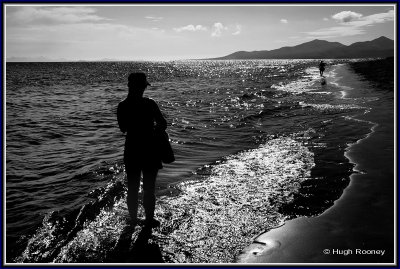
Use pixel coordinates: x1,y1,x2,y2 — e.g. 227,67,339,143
16,136,314,263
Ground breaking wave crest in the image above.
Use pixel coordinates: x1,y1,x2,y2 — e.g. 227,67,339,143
154,137,314,263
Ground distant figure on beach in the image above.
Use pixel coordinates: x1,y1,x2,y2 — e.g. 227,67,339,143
117,72,167,228
319,60,326,77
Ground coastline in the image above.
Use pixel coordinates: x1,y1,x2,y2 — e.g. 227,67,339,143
237,63,395,264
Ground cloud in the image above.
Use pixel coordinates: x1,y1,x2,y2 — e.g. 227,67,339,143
6,6,184,61
323,17,329,21
173,24,207,32
173,22,240,37
305,26,365,39
9,6,107,25
232,24,242,35
6,21,177,60
332,11,362,23
211,22,227,37
361,9,395,24
280,19,288,24
145,16,163,22
305,9,394,38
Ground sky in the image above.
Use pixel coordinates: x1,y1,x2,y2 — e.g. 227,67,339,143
5,4,396,61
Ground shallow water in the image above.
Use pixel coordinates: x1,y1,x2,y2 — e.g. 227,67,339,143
6,60,375,263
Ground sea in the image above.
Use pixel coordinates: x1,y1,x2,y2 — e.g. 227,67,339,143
5,60,378,263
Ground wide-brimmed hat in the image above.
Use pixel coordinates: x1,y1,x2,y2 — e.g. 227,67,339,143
128,72,151,86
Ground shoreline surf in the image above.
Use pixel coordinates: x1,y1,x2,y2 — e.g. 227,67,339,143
237,62,395,264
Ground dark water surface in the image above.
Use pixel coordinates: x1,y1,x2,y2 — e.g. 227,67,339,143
6,60,376,263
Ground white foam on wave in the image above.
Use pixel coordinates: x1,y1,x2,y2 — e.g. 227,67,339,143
271,79,315,94
308,91,333,95
299,101,365,112
271,67,320,94
153,136,314,263
53,197,129,263
15,177,131,263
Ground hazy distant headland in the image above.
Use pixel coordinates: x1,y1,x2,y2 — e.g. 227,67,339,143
211,36,393,60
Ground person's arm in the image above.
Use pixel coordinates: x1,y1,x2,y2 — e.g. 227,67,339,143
117,102,127,133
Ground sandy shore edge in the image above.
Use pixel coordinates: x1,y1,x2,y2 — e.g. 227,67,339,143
237,63,395,264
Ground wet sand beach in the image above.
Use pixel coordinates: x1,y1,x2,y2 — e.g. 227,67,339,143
238,60,395,264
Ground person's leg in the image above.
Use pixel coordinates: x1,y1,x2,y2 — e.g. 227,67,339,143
142,169,158,223
125,165,141,223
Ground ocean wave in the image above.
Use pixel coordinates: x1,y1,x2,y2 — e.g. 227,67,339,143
15,136,314,263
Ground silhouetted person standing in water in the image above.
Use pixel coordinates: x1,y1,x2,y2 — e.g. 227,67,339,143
117,72,167,228
319,60,326,76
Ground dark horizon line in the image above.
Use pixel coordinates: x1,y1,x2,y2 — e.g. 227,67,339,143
6,57,392,64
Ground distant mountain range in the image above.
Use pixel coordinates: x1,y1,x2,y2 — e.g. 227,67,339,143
213,36,394,60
